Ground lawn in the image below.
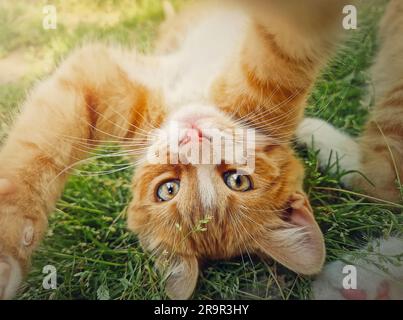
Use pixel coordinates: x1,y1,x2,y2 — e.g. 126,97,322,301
0,0,401,300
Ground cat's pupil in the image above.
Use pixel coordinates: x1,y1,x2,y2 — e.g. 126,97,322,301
235,175,242,186
167,183,175,194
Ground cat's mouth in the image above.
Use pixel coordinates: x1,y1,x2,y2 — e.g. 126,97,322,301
165,105,236,149
178,123,213,147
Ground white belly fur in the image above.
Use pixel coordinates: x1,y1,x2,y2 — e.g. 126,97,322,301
160,8,249,109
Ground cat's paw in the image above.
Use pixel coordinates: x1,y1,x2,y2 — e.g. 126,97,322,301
312,238,403,300
312,260,403,300
296,117,360,184
0,254,23,300
0,177,43,299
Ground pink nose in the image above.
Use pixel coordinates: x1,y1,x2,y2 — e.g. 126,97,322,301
180,126,203,146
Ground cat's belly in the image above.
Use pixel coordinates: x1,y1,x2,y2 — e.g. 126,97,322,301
160,8,249,109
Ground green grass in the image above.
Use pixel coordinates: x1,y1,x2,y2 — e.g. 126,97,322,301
0,0,401,300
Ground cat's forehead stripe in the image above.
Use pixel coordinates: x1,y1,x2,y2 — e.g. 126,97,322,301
196,165,216,210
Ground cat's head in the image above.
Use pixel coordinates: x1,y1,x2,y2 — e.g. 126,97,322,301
127,104,325,299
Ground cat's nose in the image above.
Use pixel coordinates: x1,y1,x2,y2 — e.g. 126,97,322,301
179,126,204,146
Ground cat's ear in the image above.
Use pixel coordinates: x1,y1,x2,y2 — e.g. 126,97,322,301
163,255,199,300
257,192,325,275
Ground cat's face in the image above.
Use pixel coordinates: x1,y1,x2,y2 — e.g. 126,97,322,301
128,104,325,299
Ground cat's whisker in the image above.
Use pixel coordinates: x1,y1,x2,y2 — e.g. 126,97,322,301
72,107,159,142
249,102,301,131
229,84,282,122
232,219,263,276
229,213,258,275
84,101,158,138
46,149,145,187
103,100,160,134
57,133,152,145
252,83,349,134
71,164,136,177
234,88,302,125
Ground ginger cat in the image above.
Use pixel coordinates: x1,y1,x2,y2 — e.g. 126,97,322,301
0,0,351,299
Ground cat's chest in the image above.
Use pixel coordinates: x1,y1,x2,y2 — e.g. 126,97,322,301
160,9,248,109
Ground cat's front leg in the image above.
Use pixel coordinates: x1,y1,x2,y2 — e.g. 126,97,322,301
0,44,153,299
296,117,360,186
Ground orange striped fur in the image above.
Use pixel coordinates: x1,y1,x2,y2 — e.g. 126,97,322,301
351,0,403,202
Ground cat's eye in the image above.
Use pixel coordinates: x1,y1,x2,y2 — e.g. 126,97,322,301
156,180,180,202
223,171,253,192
